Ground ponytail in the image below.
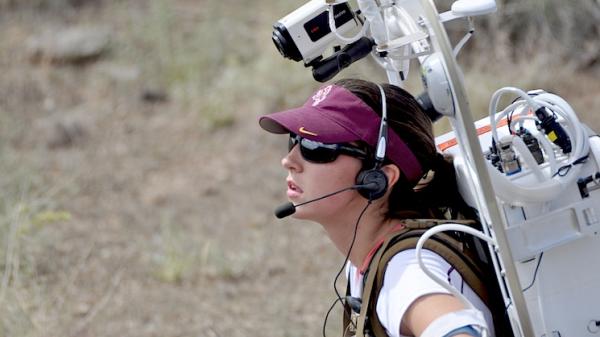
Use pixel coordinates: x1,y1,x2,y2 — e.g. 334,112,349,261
386,153,477,220
419,153,477,219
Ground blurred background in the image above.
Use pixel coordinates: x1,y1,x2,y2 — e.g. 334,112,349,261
0,0,598,336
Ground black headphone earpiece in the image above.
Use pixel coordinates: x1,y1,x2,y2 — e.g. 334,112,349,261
356,168,388,200
355,83,389,201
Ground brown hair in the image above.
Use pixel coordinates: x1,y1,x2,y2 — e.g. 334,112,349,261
334,78,476,220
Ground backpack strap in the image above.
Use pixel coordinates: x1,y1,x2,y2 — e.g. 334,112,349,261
351,219,491,337
354,226,410,337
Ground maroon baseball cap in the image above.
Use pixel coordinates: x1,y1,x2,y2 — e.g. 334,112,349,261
259,84,423,183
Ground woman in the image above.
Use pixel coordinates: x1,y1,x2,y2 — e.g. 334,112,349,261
258,78,499,337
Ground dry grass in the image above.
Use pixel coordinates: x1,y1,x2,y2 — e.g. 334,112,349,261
0,1,598,337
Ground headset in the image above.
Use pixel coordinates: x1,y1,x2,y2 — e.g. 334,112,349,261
355,83,390,201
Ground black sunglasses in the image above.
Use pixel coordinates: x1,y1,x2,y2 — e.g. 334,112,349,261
288,134,369,164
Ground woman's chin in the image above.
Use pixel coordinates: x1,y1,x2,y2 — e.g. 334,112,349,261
290,211,307,220
290,209,315,221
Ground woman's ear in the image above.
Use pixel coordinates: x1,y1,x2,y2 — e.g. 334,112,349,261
382,164,401,190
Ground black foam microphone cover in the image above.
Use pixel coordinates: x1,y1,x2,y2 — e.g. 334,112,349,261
274,202,296,219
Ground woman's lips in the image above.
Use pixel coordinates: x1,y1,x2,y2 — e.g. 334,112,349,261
286,180,303,199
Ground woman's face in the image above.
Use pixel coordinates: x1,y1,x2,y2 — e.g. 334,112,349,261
281,141,364,223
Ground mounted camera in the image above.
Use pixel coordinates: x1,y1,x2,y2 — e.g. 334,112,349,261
272,0,358,66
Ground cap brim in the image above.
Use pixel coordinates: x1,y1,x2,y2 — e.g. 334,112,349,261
258,107,361,144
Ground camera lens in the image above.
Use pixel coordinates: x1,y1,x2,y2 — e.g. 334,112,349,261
272,23,303,62
271,30,288,58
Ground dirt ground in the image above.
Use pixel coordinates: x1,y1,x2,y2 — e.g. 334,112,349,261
0,2,347,336
0,1,598,337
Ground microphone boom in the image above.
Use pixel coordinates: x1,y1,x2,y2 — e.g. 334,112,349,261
273,183,379,219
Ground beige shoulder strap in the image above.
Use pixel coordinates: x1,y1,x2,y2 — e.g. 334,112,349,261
353,219,489,337
354,228,405,337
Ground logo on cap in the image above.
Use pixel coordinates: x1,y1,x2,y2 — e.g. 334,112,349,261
299,127,318,136
311,85,333,107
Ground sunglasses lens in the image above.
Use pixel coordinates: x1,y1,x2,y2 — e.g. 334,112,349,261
288,134,366,164
299,138,338,163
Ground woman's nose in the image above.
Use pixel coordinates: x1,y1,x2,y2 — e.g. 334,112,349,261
282,145,302,171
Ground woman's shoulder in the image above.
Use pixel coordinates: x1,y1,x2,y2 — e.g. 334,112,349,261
382,248,454,286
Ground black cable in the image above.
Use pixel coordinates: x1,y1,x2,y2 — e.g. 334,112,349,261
322,297,342,337
522,252,544,292
552,134,599,177
322,200,372,337
333,200,372,304
552,154,589,177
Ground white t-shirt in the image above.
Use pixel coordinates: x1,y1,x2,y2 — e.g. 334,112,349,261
347,249,495,337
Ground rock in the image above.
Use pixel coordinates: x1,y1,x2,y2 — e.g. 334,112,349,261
34,108,93,149
27,26,111,64
48,119,87,149
141,88,168,103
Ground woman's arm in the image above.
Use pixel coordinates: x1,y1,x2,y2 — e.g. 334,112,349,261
376,249,491,337
401,293,477,337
